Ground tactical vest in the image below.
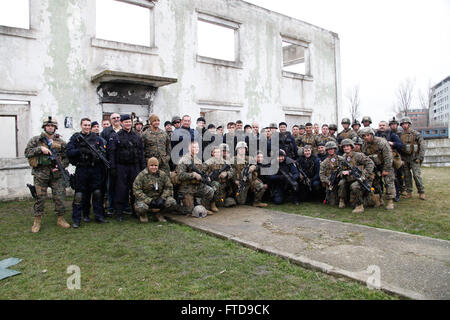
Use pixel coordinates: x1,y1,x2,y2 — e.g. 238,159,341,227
75,133,103,167
298,156,317,178
324,155,340,177
28,135,62,168
117,132,141,164
400,131,418,156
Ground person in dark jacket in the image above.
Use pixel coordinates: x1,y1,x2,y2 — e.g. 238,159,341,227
171,115,200,164
278,122,298,161
297,145,322,202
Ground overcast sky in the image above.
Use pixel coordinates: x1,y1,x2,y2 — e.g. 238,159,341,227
245,0,450,124
2,0,450,126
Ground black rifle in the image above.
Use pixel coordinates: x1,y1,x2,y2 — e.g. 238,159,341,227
341,158,374,193
75,133,111,169
236,163,251,196
297,166,312,192
324,162,341,204
41,136,71,188
279,167,299,192
27,184,37,199
189,163,212,186
209,164,231,182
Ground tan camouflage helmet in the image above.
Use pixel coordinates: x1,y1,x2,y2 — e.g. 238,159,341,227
359,127,375,136
361,116,372,124
219,143,230,152
389,117,399,125
352,136,364,145
352,119,361,127
325,141,338,150
192,205,208,218
235,141,248,151
328,124,338,131
400,117,412,125
341,118,351,125
341,138,355,148
42,116,58,129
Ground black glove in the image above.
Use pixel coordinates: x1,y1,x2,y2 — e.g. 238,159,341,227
155,197,165,208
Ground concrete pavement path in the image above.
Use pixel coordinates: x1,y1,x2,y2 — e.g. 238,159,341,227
166,206,450,300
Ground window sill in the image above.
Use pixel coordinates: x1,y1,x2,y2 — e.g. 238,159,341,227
0,157,29,170
282,71,313,81
0,26,36,39
91,38,158,55
196,55,243,69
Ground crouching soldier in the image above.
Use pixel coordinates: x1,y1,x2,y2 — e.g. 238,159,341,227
266,149,299,205
24,116,71,232
320,141,342,206
203,144,234,209
177,141,215,215
338,139,374,213
133,157,176,223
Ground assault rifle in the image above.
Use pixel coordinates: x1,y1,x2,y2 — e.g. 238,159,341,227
236,163,251,196
209,163,231,182
27,184,37,199
341,158,374,193
297,166,312,192
75,133,110,169
42,136,71,188
279,167,299,192
324,162,341,204
189,163,212,187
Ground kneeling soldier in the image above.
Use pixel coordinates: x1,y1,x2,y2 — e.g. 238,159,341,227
133,157,176,223
338,139,374,213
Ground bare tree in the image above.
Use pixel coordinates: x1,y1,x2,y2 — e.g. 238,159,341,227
346,84,360,123
394,78,415,116
417,81,433,126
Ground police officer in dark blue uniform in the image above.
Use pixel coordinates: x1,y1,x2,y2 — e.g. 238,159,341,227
67,118,109,228
109,114,145,221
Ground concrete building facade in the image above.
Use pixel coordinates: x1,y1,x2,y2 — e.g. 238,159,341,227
0,0,341,200
429,76,450,127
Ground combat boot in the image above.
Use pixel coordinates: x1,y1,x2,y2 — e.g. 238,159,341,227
57,216,70,229
31,216,42,233
210,202,219,212
206,210,215,216
339,199,345,209
404,192,412,199
155,213,167,222
379,197,385,206
352,205,364,213
419,193,426,200
372,194,381,208
385,199,394,210
139,213,148,223
253,201,268,208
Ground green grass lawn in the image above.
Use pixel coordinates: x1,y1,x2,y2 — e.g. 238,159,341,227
0,200,396,300
267,167,450,241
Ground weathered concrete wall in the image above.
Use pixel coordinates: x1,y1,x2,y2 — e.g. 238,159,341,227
423,138,450,167
0,0,341,200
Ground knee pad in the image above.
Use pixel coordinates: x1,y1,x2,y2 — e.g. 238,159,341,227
92,189,102,202
73,192,83,205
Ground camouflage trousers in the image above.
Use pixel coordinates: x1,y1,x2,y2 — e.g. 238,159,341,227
372,169,396,200
178,183,214,213
32,169,66,217
134,197,177,216
211,181,228,206
235,179,265,205
403,159,424,194
338,179,364,206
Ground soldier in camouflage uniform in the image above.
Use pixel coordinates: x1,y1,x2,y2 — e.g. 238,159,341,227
319,141,342,206
337,139,374,213
176,141,215,215
352,119,361,133
133,157,176,223
297,122,321,154
232,141,267,207
328,124,338,141
360,127,396,209
24,117,71,233
142,114,171,175
317,124,337,145
398,117,426,200
336,118,357,148
203,145,234,208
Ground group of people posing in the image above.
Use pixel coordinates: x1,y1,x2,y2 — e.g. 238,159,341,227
24,113,426,232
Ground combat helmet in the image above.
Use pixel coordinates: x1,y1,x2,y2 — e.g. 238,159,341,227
328,124,338,131
42,116,58,129
361,116,372,124
341,118,351,125
192,205,208,218
341,138,355,148
389,117,399,125
235,141,248,151
352,136,364,145
352,119,361,127
325,141,338,150
400,117,412,125
360,127,375,136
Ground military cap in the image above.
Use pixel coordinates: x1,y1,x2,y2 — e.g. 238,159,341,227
325,141,338,150
341,118,351,125
42,116,58,129
359,127,375,136
400,117,411,125
235,141,248,150
361,116,372,124
171,115,181,123
341,138,355,148
216,125,223,130
352,136,363,145
268,122,278,129
120,114,131,122
328,124,338,131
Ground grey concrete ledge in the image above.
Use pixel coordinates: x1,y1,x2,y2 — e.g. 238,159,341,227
196,55,243,69
0,26,37,39
91,38,158,56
